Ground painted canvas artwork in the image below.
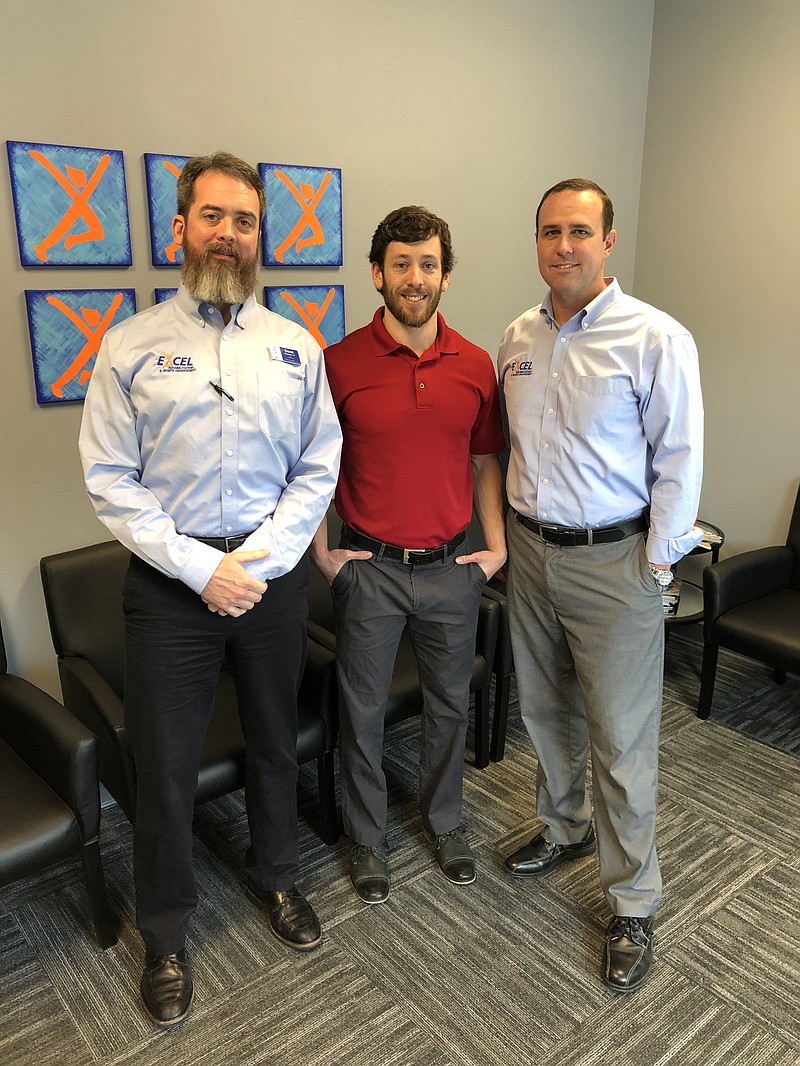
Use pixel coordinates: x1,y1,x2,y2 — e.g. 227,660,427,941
25,288,137,404
264,285,345,349
144,153,190,266
154,288,178,304
7,141,132,267
260,163,342,267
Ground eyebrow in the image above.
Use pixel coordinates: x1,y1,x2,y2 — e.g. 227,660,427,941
198,202,258,221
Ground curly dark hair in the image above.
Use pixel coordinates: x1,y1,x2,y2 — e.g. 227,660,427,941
368,205,454,274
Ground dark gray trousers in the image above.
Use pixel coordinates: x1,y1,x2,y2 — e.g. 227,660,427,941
332,553,485,845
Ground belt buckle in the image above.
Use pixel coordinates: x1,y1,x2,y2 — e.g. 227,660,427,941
402,547,428,564
539,524,563,544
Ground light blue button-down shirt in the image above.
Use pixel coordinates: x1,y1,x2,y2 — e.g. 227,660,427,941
498,278,704,565
80,285,342,593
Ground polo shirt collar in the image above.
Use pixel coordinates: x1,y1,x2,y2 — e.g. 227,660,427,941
367,307,459,359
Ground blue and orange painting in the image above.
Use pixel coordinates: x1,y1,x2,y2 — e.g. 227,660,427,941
7,141,132,267
260,163,342,267
264,285,345,349
144,153,190,266
25,288,137,404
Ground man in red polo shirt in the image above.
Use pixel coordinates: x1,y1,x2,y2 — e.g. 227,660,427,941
311,205,506,904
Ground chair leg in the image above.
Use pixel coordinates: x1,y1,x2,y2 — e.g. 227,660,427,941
316,750,340,845
490,674,512,763
697,641,719,720
473,686,490,769
80,839,119,949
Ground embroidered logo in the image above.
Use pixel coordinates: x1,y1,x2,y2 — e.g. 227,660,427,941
155,351,196,373
509,357,533,378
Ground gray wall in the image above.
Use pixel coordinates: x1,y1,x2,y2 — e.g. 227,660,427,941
635,0,800,565
11,1,799,694
1,0,656,692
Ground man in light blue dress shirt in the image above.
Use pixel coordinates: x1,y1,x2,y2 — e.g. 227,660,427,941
498,179,703,993
80,152,341,1028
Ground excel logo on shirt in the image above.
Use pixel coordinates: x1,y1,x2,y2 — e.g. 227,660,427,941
509,358,533,377
155,352,196,372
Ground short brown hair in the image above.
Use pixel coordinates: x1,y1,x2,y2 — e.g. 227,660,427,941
176,151,266,226
535,178,614,238
369,205,455,275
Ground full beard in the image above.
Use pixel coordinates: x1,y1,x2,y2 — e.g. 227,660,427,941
381,285,442,328
182,242,257,306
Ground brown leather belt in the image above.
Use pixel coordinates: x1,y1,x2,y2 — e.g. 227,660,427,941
514,510,648,547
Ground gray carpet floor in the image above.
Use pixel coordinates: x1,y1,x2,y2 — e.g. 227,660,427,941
1,634,798,1066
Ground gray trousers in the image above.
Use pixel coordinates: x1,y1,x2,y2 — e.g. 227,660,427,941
332,553,486,845
506,512,665,916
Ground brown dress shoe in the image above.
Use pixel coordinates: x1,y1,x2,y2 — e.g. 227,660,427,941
247,883,322,951
505,824,596,877
603,916,655,993
140,950,193,1029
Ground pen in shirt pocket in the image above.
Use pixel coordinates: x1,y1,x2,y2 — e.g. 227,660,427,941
209,380,235,402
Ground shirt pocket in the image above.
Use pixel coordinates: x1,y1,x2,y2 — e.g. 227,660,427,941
567,375,638,438
257,366,304,441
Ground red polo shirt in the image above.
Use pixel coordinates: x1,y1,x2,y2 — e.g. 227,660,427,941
323,308,505,547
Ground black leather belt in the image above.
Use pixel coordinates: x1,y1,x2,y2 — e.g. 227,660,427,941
194,533,254,552
343,525,466,565
514,510,648,546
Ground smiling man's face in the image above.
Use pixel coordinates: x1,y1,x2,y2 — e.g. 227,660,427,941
372,235,450,331
536,189,616,321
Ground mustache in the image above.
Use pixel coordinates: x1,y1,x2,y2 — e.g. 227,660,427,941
204,243,241,264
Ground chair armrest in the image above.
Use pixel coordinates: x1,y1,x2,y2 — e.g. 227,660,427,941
477,595,500,676
57,656,135,816
306,619,337,654
299,638,338,746
481,585,513,674
0,674,100,840
704,546,794,626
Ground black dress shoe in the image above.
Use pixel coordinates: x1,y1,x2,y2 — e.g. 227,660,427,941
350,843,390,904
247,883,321,951
140,950,193,1029
433,826,476,885
603,916,655,993
505,824,596,877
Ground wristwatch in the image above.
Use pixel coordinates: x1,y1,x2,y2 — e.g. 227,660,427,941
649,564,673,589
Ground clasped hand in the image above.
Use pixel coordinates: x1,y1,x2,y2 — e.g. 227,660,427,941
201,549,269,617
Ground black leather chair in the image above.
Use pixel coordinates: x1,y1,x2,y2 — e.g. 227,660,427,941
481,580,514,762
305,554,500,769
40,540,340,843
0,618,118,948
698,482,800,719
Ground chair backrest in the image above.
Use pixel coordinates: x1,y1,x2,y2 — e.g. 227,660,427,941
40,540,130,697
787,482,800,588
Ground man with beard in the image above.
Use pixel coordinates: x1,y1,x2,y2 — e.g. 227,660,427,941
80,152,341,1029
311,206,506,904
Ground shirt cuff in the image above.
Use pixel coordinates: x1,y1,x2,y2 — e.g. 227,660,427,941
647,525,705,566
178,541,225,595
